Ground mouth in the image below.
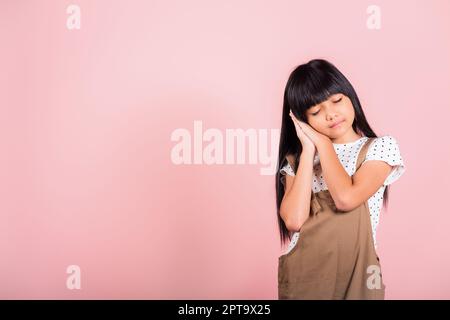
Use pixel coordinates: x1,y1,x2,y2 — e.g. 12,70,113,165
330,120,345,128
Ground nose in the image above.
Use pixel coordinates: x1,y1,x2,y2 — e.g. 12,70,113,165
325,108,340,121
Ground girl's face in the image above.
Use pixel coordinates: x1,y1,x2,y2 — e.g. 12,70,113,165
305,93,357,139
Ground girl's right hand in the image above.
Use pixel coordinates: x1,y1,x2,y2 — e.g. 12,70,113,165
289,110,316,155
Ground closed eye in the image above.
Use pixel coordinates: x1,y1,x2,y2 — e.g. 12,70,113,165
311,97,342,116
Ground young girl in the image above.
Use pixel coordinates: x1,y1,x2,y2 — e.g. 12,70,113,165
276,59,406,300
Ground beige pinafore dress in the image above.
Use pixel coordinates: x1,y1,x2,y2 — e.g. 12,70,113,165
278,137,386,300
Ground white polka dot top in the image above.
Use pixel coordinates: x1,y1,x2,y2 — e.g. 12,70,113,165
280,135,406,254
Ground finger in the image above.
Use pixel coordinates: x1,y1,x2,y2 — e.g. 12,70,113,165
290,113,297,122
290,110,297,119
292,117,304,131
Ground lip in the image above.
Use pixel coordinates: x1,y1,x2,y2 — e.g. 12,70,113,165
330,120,344,128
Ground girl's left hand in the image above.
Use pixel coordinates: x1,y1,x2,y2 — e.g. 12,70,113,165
291,116,331,147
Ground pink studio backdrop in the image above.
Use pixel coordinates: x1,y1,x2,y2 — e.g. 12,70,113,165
1,0,449,299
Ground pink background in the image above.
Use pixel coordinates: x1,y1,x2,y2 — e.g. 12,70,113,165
1,0,449,299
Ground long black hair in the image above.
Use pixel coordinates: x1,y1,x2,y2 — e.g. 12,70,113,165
275,58,389,246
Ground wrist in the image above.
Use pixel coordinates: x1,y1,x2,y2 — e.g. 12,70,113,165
300,149,316,159
317,136,332,151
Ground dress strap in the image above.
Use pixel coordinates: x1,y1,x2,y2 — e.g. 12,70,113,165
355,137,376,170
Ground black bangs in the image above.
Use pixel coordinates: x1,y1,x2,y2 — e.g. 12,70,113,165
285,60,350,121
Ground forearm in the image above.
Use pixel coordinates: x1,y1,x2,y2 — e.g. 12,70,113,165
280,151,314,231
316,139,352,207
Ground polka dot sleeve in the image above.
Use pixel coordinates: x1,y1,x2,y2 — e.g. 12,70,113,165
280,162,295,176
362,135,406,186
